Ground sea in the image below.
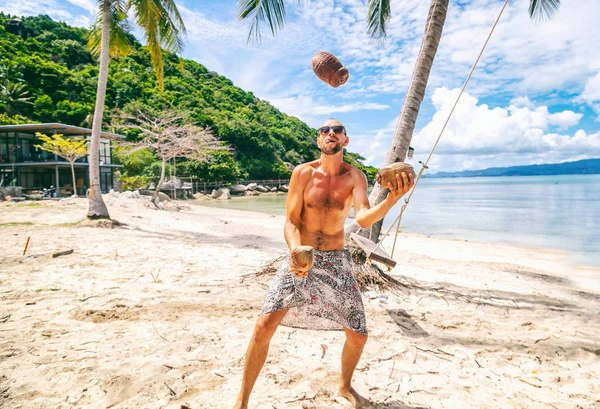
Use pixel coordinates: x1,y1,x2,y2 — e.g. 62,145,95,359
198,174,600,266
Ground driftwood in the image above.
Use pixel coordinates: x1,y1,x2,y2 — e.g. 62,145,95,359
52,249,74,258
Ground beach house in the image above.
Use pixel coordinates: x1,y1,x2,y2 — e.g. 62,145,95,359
0,123,124,197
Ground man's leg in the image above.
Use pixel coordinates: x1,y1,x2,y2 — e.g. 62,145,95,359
233,309,288,409
339,327,370,408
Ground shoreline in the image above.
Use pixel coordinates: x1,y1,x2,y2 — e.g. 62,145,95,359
195,197,600,269
0,196,598,408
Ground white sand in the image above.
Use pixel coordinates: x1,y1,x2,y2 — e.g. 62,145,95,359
0,196,598,409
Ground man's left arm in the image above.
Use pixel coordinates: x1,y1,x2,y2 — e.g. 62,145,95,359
352,170,412,229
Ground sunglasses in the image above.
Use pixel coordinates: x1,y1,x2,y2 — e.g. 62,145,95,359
318,125,345,135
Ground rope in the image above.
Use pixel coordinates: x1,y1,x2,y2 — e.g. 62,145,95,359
370,0,510,261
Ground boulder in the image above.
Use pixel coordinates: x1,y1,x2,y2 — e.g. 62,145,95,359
217,188,231,200
121,190,141,199
210,189,222,199
244,190,261,196
247,183,258,191
271,187,278,192
161,177,182,189
157,192,171,202
229,184,248,195
278,184,289,192
256,185,270,193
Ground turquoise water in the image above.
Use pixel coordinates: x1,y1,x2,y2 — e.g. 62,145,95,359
199,175,600,266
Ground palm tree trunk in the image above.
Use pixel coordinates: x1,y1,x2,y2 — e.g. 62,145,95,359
345,0,448,243
87,0,111,219
70,161,78,197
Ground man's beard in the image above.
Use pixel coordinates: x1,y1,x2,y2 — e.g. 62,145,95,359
320,142,343,155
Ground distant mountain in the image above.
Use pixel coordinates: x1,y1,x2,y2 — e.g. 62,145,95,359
425,158,600,178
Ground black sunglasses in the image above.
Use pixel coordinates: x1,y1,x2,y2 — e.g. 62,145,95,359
318,125,345,135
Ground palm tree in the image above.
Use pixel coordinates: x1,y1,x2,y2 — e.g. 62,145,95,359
0,82,33,115
86,0,186,219
238,0,561,243
354,0,561,242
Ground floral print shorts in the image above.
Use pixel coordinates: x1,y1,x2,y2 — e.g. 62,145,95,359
261,249,368,335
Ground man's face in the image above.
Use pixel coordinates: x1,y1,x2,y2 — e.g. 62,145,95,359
317,120,348,155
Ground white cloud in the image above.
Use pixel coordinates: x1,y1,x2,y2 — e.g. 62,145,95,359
578,71,600,105
0,0,94,27
361,87,598,171
268,95,390,124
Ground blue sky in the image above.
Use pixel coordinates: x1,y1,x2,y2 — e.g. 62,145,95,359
1,0,599,171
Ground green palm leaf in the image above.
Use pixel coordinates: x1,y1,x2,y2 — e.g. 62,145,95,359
367,0,391,40
131,0,186,90
237,0,289,44
529,0,561,21
88,0,133,59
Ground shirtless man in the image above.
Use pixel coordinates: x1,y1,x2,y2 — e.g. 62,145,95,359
233,118,413,409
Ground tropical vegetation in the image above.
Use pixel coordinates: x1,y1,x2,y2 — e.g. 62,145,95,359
0,13,377,186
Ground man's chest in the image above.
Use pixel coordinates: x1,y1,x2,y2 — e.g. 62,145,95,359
303,178,353,212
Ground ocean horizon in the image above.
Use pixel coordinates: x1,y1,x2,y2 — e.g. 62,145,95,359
198,174,600,267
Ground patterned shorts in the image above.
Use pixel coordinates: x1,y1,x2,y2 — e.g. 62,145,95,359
261,249,368,335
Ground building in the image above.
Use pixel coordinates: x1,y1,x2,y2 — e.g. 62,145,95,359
0,123,124,197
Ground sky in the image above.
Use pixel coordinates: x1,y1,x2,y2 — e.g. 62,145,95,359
1,0,600,172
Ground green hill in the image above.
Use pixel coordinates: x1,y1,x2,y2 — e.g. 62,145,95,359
426,158,600,178
0,13,376,182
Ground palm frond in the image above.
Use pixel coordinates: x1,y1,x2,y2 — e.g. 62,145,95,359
131,0,187,90
88,1,133,58
367,0,391,40
529,0,561,21
237,0,288,45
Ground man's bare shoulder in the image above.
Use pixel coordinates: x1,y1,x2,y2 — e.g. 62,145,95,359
291,162,317,184
293,161,319,175
345,164,368,183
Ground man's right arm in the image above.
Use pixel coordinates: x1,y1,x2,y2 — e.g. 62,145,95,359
284,165,309,251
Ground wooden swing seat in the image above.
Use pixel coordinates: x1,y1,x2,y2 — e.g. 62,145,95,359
350,233,397,268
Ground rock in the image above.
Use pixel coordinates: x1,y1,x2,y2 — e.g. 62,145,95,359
271,187,278,192
244,190,260,196
217,188,231,200
247,183,258,191
121,190,140,199
278,185,289,192
256,185,269,193
161,177,182,189
210,189,222,199
193,192,206,199
157,192,171,202
229,184,248,195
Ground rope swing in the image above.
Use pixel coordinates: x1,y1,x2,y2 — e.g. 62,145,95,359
365,0,510,267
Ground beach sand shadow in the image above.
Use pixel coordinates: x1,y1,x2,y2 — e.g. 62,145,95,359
386,309,429,338
372,401,434,408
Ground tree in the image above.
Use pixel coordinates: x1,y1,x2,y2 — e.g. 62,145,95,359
86,0,186,219
34,132,88,197
0,82,32,115
0,63,32,115
116,110,226,205
352,0,562,243
238,0,562,244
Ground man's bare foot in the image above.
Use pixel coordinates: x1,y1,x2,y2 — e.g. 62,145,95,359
232,400,247,409
339,386,371,408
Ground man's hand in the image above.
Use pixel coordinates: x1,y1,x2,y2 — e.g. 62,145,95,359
386,172,413,203
290,245,314,278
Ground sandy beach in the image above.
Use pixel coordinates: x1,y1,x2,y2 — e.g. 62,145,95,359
0,195,599,409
